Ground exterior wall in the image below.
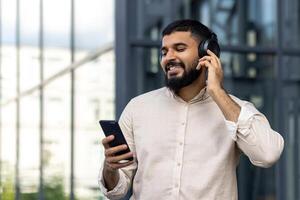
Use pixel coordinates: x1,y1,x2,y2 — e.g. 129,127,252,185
115,0,300,199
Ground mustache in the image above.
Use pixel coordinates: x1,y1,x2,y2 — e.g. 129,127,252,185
165,60,185,71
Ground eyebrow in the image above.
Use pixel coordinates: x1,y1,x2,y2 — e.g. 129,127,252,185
161,42,188,51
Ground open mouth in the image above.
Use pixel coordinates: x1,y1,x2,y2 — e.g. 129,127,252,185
166,62,184,72
166,65,184,76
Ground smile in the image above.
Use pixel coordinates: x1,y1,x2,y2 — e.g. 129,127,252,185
166,64,184,72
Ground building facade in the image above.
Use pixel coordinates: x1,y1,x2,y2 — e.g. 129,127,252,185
115,0,300,200
0,0,115,200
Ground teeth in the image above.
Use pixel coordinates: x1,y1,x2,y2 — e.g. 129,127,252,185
167,65,181,71
170,66,180,71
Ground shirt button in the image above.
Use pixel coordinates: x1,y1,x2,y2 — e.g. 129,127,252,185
181,122,185,126
177,163,181,166
179,142,183,146
175,183,179,188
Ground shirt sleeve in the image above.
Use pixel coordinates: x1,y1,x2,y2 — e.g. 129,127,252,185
98,163,130,200
98,99,138,199
225,102,284,168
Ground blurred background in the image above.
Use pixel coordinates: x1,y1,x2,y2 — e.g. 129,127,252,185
0,0,299,200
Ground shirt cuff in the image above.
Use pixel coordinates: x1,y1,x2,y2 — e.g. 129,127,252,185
225,105,257,141
98,164,126,198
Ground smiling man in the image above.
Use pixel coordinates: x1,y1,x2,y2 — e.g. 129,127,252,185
99,19,284,200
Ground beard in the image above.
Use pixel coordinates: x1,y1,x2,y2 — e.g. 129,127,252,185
165,59,202,93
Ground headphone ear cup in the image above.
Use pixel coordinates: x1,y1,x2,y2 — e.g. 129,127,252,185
198,40,207,58
207,40,220,57
198,39,220,58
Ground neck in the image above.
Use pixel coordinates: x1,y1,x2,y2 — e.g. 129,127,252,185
177,72,206,102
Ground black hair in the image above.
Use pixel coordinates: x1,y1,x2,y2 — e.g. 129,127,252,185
162,19,212,42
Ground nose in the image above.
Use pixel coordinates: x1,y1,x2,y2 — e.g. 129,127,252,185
164,49,176,60
162,49,177,65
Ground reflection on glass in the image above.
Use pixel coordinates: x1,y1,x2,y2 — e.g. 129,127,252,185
20,47,40,92
1,0,17,104
2,0,16,45
19,93,40,200
44,75,71,199
285,99,297,200
75,0,115,60
74,51,115,200
282,0,300,48
43,0,71,79
19,0,40,93
282,57,300,81
132,47,164,93
221,52,276,120
189,0,276,47
1,46,17,103
220,52,275,80
1,103,17,199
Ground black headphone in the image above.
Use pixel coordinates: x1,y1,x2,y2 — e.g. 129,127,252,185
198,31,220,58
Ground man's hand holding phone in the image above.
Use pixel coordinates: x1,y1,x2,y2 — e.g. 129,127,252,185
100,120,134,191
102,135,134,172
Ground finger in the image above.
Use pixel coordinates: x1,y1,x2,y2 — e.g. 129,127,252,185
107,151,134,163
199,55,212,62
199,55,219,69
102,135,114,149
199,60,214,70
108,160,134,170
207,50,221,67
207,49,217,58
200,55,218,71
196,60,202,70
105,144,128,157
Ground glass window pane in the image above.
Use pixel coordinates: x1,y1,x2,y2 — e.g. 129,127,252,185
282,56,300,81
2,0,16,44
221,52,276,119
221,52,275,80
43,75,71,199
207,0,277,47
43,0,71,79
19,93,40,200
1,102,17,199
1,46,17,102
19,47,40,92
20,0,40,92
74,51,115,199
1,0,17,102
281,89,300,200
221,52,277,200
169,0,275,46
282,0,300,49
75,0,115,60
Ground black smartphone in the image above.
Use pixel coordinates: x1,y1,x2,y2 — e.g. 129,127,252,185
99,120,133,161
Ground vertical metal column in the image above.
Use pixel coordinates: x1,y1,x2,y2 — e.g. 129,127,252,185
294,97,300,199
70,0,75,199
15,0,20,199
276,0,286,199
38,0,44,199
116,0,137,118
237,0,247,77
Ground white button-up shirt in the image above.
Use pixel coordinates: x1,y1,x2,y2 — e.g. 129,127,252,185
99,87,284,200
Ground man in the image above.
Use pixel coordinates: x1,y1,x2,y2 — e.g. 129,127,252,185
99,19,284,200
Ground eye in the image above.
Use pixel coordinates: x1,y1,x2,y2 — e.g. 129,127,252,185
161,50,167,57
176,47,186,52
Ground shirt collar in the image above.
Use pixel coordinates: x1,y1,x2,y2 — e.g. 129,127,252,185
165,86,210,104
